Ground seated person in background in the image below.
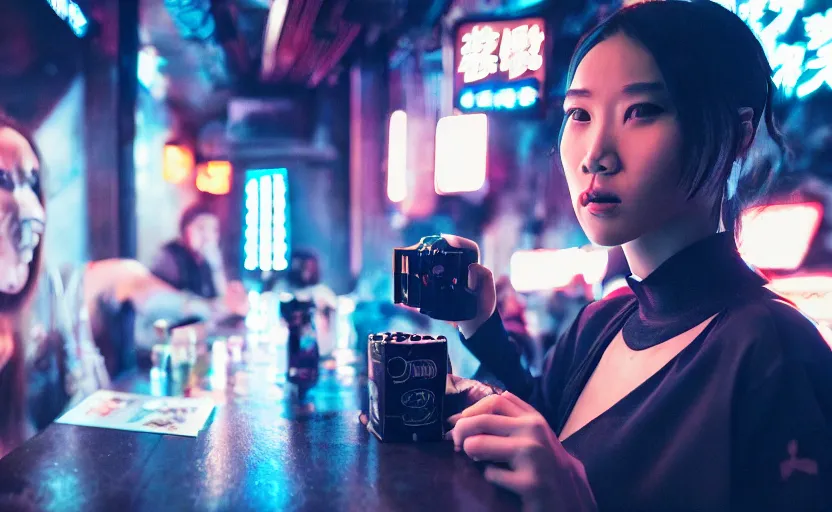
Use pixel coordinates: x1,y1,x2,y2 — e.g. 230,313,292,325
151,202,227,300
71,258,248,374
269,250,337,355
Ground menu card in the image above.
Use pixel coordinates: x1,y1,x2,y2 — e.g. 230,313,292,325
56,390,215,437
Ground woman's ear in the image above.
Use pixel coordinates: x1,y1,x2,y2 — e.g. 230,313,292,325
738,107,754,157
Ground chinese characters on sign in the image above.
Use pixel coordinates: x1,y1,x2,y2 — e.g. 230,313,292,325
800,8,832,97
457,21,545,84
454,18,546,112
712,0,832,98
458,26,500,83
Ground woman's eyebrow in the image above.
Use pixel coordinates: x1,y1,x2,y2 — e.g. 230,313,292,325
565,88,592,99
622,81,665,95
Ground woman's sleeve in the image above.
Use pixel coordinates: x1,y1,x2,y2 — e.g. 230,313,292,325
732,330,832,511
461,306,588,423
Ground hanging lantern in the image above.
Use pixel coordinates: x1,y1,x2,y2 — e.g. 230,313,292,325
196,160,232,195
162,143,194,184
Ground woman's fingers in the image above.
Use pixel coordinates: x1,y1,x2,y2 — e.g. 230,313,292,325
451,414,520,449
499,392,538,414
462,434,521,463
459,393,526,419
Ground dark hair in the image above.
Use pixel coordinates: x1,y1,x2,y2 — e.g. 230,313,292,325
562,0,786,231
178,202,216,237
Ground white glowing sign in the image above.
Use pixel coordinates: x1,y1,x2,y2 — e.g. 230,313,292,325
457,22,545,84
768,274,832,324
243,168,290,273
434,114,488,195
46,0,89,37
711,0,832,98
509,247,609,292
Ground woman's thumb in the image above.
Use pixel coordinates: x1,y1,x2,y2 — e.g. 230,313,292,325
467,263,492,292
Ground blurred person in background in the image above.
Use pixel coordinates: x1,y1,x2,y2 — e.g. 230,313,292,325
65,258,249,376
151,202,233,301
269,250,337,356
0,114,110,456
0,114,46,456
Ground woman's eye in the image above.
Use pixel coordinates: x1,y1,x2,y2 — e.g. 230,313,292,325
625,103,664,121
28,171,40,197
0,171,13,192
566,108,590,122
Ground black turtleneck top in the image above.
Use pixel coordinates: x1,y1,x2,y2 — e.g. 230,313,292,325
462,233,832,511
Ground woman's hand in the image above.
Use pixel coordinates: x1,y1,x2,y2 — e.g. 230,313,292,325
448,392,597,512
440,235,496,338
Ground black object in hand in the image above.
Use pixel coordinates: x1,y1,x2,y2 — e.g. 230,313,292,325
393,235,478,321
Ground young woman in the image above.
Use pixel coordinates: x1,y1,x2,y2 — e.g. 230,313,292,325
445,2,831,510
0,114,46,457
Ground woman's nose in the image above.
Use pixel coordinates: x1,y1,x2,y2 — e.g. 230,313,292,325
13,186,44,224
581,152,622,176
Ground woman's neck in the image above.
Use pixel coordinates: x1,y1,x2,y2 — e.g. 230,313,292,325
622,206,717,279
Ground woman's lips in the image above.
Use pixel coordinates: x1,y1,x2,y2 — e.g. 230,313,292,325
579,190,622,217
586,202,621,216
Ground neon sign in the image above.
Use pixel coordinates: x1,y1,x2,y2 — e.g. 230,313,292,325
453,18,546,113
711,0,831,98
243,168,290,273
45,0,89,37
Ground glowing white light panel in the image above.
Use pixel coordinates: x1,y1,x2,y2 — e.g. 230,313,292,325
243,168,290,272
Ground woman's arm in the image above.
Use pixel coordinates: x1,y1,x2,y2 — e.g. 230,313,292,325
461,306,588,424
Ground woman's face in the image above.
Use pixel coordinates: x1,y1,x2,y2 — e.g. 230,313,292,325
0,127,44,295
184,213,220,254
559,33,688,247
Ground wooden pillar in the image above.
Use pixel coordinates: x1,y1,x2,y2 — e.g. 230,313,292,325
349,52,391,277
83,0,138,260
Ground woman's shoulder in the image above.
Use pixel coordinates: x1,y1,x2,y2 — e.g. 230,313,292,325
725,294,831,359
719,294,832,392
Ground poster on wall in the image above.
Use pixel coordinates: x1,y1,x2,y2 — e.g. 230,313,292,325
453,17,547,114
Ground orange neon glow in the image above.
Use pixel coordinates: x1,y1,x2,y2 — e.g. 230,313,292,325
738,202,823,270
163,144,194,184
196,161,232,195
